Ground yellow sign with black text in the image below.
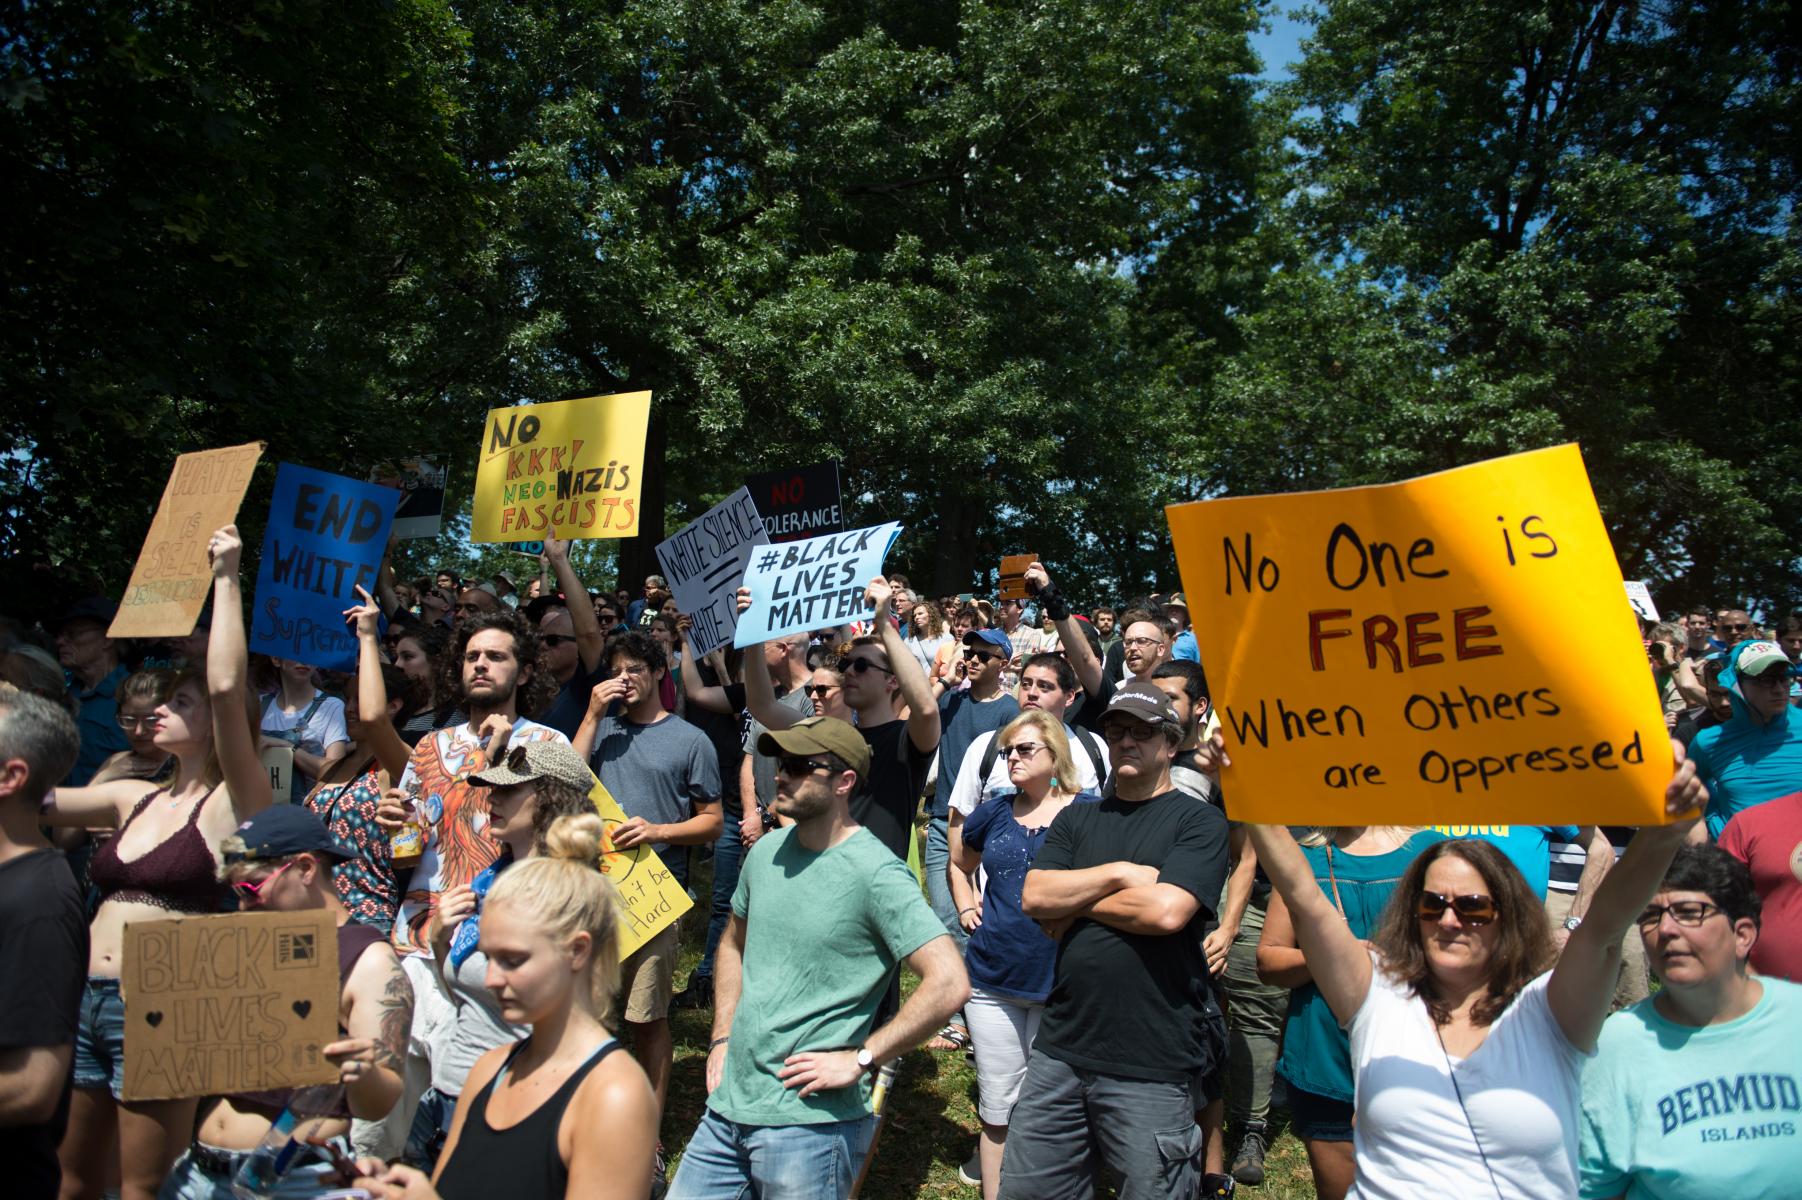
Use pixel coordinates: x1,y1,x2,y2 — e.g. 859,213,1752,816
472,391,652,542
589,779,693,958
1166,444,1671,826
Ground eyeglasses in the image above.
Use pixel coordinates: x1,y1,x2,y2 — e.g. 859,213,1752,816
775,756,835,777
1122,636,1162,649
1415,891,1498,926
1744,671,1792,688
845,658,893,677
1636,901,1723,930
1101,722,1163,744
115,714,161,732
1720,622,1751,632
1003,743,1046,759
232,859,298,905
541,634,574,648
803,684,840,697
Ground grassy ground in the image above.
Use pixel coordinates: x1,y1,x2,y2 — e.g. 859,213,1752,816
653,842,1321,1199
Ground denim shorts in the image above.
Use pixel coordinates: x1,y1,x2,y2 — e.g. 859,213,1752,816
72,976,127,1100
1286,1082,1355,1142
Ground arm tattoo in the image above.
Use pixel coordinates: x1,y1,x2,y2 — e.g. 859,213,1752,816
373,964,414,1072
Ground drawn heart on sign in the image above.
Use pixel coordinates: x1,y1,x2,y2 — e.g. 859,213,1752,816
145,1011,164,1028
292,1000,311,1019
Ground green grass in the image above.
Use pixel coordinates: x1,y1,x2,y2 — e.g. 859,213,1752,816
656,845,1319,1199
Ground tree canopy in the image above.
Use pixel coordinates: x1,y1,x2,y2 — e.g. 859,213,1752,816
3,0,1796,617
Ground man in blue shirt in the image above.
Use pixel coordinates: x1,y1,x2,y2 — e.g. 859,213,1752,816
52,597,128,785
1692,640,1802,838
1165,594,1201,663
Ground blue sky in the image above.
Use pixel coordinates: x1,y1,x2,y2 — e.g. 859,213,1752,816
1250,3,1311,82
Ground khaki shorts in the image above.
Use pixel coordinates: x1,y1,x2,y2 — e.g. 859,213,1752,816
620,920,681,1024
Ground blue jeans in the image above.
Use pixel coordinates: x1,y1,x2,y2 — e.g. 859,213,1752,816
924,815,966,949
402,1085,457,1170
668,1107,874,1200
72,976,127,1099
695,809,745,980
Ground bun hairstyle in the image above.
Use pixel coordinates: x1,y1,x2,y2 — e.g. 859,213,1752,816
486,812,624,1027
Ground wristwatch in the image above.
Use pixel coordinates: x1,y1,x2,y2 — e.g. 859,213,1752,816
1562,915,1583,932
856,1046,876,1072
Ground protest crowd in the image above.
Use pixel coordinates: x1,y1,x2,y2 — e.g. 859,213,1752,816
2,473,1800,1200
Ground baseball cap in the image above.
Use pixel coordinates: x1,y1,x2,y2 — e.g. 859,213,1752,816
1100,681,1183,734
963,628,1015,660
471,741,597,793
54,595,119,631
757,715,872,778
1733,641,1791,678
224,805,360,864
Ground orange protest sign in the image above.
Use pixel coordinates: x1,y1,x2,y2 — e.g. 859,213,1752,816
1166,444,1671,827
110,442,264,639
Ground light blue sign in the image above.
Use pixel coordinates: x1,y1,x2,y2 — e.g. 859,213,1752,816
733,522,904,647
251,462,400,671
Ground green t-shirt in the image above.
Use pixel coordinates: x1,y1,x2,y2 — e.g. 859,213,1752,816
711,825,947,1126
1580,977,1802,1199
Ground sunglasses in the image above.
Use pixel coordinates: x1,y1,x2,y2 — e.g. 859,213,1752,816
1636,901,1723,930
1003,743,1046,759
775,755,835,777
803,684,840,697
541,634,575,647
232,859,298,905
1102,722,1164,744
1720,622,1750,631
845,658,894,677
962,647,1003,662
115,714,161,732
1415,890,1498,926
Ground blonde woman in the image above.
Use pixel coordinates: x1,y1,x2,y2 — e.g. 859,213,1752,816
44,526,272,1200
951,710,1100,1200
369,812,657,1200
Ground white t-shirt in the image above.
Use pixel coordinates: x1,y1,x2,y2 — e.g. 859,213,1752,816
946,724,1107,817
1348,962,1586,1200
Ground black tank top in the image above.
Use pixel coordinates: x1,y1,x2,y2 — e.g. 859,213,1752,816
437,1037,619,1200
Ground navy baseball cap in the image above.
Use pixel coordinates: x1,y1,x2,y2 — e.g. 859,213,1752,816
223,805,360,864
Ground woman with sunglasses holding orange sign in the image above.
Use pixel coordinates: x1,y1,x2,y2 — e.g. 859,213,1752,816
1229,735,1708,1200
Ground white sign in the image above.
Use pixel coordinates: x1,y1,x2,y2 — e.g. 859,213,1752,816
654,488,770,657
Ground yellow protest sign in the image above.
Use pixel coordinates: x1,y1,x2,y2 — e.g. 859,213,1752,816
589,779,693,958
472,391,652,542
110,442,264,639
1165,444,1672,827
121,910,340,1101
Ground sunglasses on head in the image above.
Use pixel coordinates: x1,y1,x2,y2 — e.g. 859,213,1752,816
1415,890,1498,926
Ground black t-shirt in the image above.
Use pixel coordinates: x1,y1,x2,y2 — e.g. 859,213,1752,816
1031,790,1229,1081
857,720,932,862
0,848,89,1200
1071,666,1120,734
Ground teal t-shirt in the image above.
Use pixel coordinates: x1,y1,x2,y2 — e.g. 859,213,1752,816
1429,824,1579,900
1580,978,1802,1199
711,825,947,1126
1276,829,1446,1101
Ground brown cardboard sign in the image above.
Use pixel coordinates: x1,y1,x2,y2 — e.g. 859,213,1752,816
121,910,339,1101
110,442,265,639
998,554,1036,601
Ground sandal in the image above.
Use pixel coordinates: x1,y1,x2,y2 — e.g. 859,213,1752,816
927,1022,970,1052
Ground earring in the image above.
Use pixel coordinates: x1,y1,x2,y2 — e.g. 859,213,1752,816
1049,777,1059,789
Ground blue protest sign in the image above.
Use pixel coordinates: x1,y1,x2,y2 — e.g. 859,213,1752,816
733,522,903,647
250,463,400,671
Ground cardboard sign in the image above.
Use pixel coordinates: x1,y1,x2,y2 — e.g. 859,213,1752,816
111,443,265,639
655,487,770,658
745,461,844,543
1624,580,1659,623
121,910,340,1101
250,463,400,671
369,456,447,540
472,391,652,542
260,745,293,804
733,522,903,647
590,779,693,958
1165,444,1672,826
998,554,1036,601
